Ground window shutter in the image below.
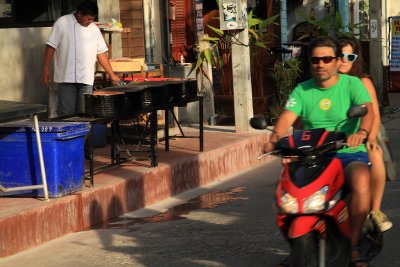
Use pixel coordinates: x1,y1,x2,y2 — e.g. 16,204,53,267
170,0,186,62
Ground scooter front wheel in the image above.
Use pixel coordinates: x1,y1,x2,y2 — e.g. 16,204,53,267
290,232,318,267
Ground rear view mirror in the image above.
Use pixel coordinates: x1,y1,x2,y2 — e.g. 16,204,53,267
347,104,368,119
335,104,368,132
250,116,267,130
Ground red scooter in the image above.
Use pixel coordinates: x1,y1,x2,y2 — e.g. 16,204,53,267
250,105,383,267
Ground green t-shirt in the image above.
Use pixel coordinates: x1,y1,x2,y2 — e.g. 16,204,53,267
285,74,372,153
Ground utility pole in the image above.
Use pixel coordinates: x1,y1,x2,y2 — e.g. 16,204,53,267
369,0,384,104
231,28,254,132
218,0,253,132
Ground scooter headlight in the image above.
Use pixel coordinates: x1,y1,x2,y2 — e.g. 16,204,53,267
303,186,328,213
327,189,342,210
280,191,299,214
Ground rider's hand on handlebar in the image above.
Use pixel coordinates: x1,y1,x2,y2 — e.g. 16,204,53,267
282,156,299,164
263,142,276,153
346,132,367,148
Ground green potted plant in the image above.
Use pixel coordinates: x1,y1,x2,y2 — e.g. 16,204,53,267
267,57,301,125
192,10,279,119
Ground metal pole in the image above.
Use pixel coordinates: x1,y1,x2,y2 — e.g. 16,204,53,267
34,115,49,201
369,0,384,104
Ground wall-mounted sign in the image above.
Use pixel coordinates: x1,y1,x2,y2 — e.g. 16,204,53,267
390,17,400,71
195,0,204,35
370,19,378,39
218,0,247,30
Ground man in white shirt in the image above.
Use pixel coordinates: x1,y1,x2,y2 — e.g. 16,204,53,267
42,0,119,116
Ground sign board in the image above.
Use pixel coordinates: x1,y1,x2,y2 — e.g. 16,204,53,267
388,16,400,92
370,19,378,39
218,0,247,30
390,16,400,71
195,0,204,35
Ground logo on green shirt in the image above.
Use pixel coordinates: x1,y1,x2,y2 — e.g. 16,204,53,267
319,98,332,110
285,97,297,108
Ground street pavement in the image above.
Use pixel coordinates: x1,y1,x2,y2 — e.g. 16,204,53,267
0,159,286,267
0,113,399,267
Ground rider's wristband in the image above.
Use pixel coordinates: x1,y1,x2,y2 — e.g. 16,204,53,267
357,128,369,137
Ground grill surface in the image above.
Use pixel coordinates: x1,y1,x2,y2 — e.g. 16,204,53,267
87,79,198,117
84,91,127,118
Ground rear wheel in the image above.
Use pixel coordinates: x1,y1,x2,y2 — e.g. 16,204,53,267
290,232,318,267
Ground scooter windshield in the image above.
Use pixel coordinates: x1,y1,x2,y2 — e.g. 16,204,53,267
288,158,333,188
277,129,346,158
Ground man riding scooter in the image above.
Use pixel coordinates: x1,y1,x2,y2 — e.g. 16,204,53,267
264,36,374,267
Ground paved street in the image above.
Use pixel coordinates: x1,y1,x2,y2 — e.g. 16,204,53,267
0,159,287,267
0,115,399,267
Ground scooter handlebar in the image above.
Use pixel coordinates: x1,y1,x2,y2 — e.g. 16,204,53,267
257,150,281,160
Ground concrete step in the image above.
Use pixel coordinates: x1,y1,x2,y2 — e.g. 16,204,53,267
0,126,270,257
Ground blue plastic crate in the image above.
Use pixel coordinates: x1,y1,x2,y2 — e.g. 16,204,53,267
0,121,89,197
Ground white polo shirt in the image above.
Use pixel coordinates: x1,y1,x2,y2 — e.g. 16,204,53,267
47,13,108,85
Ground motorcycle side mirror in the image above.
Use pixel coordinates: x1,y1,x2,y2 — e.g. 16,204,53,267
347,104,368,119
335,104,368,132
250,116,268,130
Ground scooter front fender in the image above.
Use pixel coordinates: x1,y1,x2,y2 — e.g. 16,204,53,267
288,216,325,239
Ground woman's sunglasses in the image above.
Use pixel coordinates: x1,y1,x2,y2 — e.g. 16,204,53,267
310,56,337,64
341,53,358,62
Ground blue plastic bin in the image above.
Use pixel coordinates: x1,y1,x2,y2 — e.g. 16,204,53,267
0,121,89,197
92,123,107,148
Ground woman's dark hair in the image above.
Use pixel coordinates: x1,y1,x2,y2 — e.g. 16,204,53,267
337,36,369,79
308,36,342,59
76,0,98,17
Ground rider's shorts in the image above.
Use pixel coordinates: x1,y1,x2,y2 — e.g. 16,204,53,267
334,151,370,168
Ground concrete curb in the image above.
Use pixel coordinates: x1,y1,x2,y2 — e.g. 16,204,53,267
0,131,270,257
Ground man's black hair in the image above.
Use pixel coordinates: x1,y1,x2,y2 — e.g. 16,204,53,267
76,0,98,16
308,36,341,59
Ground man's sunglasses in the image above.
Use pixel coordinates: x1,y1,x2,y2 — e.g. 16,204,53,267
311,56,337,64
341,53,358,62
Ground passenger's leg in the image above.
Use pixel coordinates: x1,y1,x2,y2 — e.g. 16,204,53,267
368,146,392,232
369,147,385,211
344,161,370,266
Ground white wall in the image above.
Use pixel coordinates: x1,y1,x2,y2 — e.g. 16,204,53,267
144,0,165,63
287,0,327,42
98,0,122,58
0,0,121,106
0,28,51,103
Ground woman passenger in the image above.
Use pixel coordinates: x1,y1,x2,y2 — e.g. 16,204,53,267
337,36,392,234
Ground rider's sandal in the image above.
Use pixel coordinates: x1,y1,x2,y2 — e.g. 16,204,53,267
351,246,369,267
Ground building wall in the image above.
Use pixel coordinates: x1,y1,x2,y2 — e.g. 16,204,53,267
0,0,121,106
286,0,327,42
387,0,400,16
383,0,400,66
120,0,145,58
143,0,165,63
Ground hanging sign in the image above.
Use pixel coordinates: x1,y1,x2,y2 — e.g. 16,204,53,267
218,0,247,30
390,17,400,71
